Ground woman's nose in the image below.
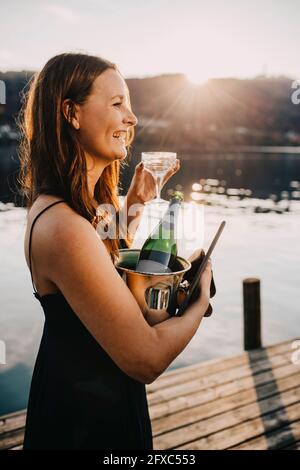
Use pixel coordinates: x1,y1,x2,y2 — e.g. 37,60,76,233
124,109,138,127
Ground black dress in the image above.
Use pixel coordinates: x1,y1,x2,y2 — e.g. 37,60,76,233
23,200,153,450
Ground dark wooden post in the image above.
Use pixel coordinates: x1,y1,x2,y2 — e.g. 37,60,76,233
243,278,262,350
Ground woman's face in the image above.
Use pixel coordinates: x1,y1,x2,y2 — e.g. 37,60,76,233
76,68,138,162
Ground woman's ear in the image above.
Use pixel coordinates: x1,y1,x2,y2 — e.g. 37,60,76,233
62,99,80,130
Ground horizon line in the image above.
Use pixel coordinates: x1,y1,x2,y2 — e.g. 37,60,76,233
0,69,297,84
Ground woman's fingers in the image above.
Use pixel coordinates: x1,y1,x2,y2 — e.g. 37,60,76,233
173,159,180,172
188,248,203,262
162,159,180,183
199,258,213,301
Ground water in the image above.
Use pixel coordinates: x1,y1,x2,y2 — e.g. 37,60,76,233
1,143,300,202
126,145,300,201
0,199,299,415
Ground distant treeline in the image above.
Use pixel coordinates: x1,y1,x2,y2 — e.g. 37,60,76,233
0,70,299,149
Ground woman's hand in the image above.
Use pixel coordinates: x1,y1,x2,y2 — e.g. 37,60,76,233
126,159,181,205
179,249,213,317
197,259,213,313
188,248,203,264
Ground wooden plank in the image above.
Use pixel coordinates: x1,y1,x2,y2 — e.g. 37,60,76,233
0,409,26,423
0,414,26,436
149,351,293,404
150,363,299,420
174,402,300,450
0,428,25,451
152,372,300,435
283,439,300,450
231,421,300,450
154,386,300,449
147,340,293,392
148,352,293,406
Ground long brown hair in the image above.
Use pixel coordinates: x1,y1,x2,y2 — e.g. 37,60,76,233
18,52,134,262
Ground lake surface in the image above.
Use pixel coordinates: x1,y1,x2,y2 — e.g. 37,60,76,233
0,198,299,415
1,143,300,202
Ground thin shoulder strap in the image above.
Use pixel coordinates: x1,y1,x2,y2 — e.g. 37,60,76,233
28,200,65,294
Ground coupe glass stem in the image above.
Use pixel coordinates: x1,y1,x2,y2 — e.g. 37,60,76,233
155,175,163,200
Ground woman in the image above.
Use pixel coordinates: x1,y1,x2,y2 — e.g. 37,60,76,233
20,52,212,450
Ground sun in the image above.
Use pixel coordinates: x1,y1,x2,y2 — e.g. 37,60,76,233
185,70,210,85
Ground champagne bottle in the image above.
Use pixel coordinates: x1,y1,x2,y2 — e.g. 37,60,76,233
135,191,184,273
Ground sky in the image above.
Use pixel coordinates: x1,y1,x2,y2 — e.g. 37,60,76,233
1,0,299,83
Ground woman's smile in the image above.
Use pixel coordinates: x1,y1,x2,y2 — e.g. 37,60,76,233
112,130,127,145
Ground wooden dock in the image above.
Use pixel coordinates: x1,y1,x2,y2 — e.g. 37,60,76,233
1,339,299,450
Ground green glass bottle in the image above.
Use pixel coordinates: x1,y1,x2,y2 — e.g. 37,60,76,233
136,191,184,273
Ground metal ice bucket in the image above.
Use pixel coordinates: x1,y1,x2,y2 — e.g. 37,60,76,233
115,249,191,316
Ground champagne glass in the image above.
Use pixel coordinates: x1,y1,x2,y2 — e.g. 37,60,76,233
141,152,177,205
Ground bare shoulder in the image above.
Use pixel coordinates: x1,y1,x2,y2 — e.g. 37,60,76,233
28,196,115,293
25,195,80,258
47,204,112,281
41,199,89,238
29,194,79,227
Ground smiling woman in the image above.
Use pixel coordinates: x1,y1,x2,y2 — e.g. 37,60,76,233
17,53,154,450
16,52,212,451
